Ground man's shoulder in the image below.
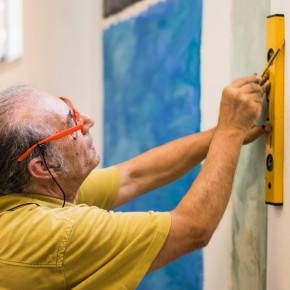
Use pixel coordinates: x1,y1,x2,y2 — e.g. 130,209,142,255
0,200,78,267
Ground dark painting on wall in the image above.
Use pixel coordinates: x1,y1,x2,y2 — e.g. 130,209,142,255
103,0,203,289
104,0,143,17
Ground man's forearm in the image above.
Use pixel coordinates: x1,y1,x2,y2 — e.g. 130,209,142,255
113,128,215,207
128,128,215,191
175,128,244,243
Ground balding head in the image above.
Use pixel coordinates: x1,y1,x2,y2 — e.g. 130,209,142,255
0,85,67,195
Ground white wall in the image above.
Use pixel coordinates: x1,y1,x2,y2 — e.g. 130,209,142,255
201,0,232,289
0,0,104,162
267,1,290,289
202,0,290,289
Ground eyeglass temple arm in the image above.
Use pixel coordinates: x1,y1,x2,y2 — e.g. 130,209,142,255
17,123,83,162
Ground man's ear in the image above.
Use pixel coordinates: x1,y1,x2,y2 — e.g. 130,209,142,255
27,157,55,180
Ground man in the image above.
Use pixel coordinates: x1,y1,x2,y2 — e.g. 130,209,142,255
0,74,270,289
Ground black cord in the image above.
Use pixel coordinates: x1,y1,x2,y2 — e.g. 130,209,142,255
38,144,66,208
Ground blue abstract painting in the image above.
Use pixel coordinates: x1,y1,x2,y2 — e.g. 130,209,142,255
103,0,203,289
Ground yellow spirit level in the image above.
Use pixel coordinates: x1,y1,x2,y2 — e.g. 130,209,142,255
264,14,284,205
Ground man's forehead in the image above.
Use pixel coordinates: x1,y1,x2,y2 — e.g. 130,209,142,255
17,91,69,121
31,92,66,109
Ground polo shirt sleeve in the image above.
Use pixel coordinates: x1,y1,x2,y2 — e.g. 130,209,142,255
63,206,171,290
75,166,120,210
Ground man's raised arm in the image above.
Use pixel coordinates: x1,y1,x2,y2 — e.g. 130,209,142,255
147,74,270,271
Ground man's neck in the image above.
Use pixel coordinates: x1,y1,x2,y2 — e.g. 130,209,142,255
24,178,78,203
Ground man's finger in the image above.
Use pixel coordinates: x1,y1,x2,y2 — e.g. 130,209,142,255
261,80,271,94
260,72,270,86
231,74,260,88
244,123,272,144
242,83,265,98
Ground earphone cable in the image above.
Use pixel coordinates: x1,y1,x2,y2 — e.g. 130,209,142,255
38,144,66,208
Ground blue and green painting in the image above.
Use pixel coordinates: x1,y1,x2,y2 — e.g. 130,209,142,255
103,0,203,289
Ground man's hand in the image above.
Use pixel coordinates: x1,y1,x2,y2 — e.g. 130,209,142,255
218,73,270,136
243,72,271,144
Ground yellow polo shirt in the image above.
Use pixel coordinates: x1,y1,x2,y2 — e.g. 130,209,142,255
0,167,171,290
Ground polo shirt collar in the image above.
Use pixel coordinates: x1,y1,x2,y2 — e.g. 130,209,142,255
0,193,74,212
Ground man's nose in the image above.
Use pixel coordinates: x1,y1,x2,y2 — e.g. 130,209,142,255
81,113,94,133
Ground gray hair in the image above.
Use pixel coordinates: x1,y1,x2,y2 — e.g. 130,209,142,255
0,85,67,195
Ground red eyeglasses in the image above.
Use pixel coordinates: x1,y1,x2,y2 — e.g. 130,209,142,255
17,96,84,162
